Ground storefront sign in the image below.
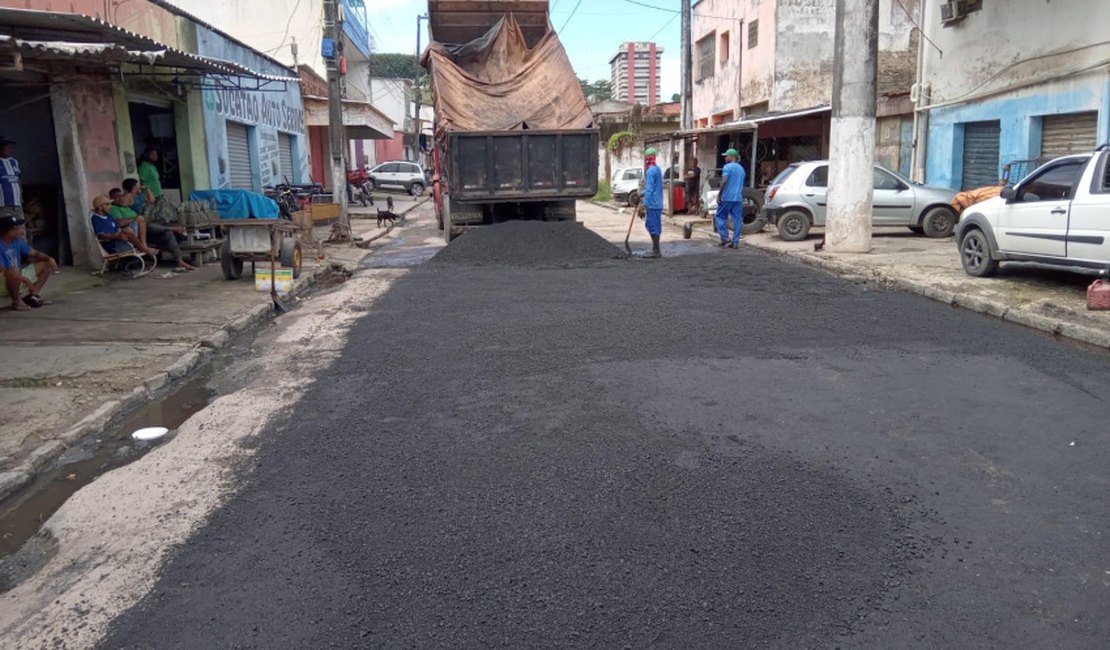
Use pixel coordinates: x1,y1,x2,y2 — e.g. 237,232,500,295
205,88,305,135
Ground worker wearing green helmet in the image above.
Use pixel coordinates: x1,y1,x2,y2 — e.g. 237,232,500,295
640,147,663,258
715,147,747,248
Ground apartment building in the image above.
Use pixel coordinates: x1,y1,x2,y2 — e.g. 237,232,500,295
610,42,664,107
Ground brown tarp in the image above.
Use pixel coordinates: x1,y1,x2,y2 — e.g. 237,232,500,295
420,14,593,136
951,185,1004,212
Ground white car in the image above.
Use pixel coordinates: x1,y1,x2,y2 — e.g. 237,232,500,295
611,167,643,205
367,160,426,196
956,148,1110,277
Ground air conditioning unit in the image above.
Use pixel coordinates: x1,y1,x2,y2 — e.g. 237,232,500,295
940,0,965,23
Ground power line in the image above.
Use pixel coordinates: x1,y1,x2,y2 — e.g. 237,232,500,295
648,13,679,41
559,0,585,33
617,0,741,22
893,0,942,55
265,0,304,54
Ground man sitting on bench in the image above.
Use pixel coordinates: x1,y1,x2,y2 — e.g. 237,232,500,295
108,188,194,272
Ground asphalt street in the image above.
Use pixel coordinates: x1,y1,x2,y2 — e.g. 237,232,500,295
101,210,1110,648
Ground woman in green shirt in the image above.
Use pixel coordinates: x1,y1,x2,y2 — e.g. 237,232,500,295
138,147,163,200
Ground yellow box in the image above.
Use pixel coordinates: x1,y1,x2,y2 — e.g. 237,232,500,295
254,266,294,294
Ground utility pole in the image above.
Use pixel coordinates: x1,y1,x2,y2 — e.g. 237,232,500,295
413,14,429,163
680,0,692,130
825,0,878,253
324,0,349,233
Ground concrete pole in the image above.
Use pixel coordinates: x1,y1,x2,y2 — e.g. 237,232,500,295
910,0,930,183
324,0,349,231
680,0,692,130
825,0,879,253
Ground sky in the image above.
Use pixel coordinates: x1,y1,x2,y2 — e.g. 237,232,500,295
371,0,683,101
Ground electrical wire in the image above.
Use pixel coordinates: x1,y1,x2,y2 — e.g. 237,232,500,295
617,0,741,22
266,0,304,54
559,0,585,33
648,13,679,41
893,0,942,56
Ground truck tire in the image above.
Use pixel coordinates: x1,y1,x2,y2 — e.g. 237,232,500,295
279,238,303,278
443,194,456,243
741,188,767,235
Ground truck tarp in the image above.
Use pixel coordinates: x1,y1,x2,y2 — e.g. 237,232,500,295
420,14,593,136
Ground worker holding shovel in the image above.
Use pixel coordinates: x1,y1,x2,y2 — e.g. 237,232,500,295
640,147,663,259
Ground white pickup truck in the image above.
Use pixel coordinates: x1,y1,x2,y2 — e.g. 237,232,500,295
956,146,1110,277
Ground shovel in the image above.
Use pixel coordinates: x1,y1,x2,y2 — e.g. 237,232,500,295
624,207,638,255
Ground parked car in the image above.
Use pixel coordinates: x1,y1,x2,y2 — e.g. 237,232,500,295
956,149,1110,278
763,161,959,241
611,167,643,205
367,160,426,196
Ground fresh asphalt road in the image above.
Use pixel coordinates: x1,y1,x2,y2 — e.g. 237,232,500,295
102,213,1110,648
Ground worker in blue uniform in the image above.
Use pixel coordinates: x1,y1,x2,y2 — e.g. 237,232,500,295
715,147,747,248
641,147,663,259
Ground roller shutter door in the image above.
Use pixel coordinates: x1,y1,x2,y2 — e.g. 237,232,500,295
278,133,295,182
962,121,1001,190
226,122,253,190
1041,112,1098,158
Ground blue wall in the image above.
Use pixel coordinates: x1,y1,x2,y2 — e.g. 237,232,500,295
926,77,1110,189
195,26,309,191
341,0,370,58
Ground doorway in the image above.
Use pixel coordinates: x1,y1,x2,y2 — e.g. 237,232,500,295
129,101,182,199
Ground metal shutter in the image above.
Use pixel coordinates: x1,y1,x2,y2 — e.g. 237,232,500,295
962,121,1001,190
1041,112,1098,158
226,122,253,190
278,133,295,182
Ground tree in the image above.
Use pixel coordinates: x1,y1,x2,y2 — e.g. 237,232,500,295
369,53,423,80
579,78,613,104
671,93,681,102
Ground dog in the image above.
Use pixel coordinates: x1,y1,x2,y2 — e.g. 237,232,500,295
377,209,398,228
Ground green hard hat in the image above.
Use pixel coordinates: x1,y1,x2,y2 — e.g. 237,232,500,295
644,147,657,156
723,148,740,157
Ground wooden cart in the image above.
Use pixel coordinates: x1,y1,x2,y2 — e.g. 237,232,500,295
218,219,303,281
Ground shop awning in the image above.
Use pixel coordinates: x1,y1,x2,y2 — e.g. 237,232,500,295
304,96,394,140
660,105,833,140
0,8,298,90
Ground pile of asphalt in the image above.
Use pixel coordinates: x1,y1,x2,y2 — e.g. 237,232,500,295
432,220,627,266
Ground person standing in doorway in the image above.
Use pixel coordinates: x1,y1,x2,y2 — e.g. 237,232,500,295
715,148,747,248
685,159,702,215
0,136,23,223
138,147,163,202
640,147,663,259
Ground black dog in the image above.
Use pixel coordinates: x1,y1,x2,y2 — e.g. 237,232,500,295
377,209,398,228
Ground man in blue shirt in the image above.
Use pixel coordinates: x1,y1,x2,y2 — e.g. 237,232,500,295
2,214,56,311
641,146,664,259
715,147,748,248
0,136,22,223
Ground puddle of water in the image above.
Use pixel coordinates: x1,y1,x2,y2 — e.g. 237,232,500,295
0,357,226,561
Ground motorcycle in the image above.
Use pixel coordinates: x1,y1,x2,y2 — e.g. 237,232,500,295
347,167,374,207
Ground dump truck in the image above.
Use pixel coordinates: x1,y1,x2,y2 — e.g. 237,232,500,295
422,0,599,242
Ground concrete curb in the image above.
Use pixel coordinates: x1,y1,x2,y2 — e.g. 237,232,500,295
671,215,1110,352
0,259,339,504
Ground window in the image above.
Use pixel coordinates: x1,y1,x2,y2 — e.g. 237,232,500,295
873,168,905,191
381,163,400,173
720,31,730,65
405,163,422,174
806,165,829,188
748,20,759,49
696,33,715,81
1018,161,1086,202
623,169,642,181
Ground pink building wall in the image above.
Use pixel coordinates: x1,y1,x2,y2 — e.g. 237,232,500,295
375,133,405,165
691,0,776,125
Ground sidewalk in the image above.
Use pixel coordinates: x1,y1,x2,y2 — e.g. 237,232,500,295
0,195,425,499
670,213,1110,348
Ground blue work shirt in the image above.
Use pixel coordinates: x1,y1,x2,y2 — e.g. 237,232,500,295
91,211,130,253
1,237,31,269
719,161,747,203
643,163,664,210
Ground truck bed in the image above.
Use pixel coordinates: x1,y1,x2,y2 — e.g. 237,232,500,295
448,129,599,203
428,0,550,46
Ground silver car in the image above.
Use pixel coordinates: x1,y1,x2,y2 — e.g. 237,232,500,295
367,160,427,197
763,161,959,241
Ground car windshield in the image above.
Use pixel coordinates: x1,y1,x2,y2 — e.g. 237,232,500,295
770,166,797,186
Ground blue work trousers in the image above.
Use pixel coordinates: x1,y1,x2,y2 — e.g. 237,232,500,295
644,208,662,237
715,201,744,244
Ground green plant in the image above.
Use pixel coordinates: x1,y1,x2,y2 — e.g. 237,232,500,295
592,179,612,202
608,131,637,157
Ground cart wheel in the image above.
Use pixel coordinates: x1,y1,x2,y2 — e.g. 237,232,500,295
280,238,303,279
220,239,243,280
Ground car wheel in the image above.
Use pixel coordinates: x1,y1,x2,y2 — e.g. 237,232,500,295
921,206,957,238
776,210,811,242
960,229,999,277
628,190,640,206
409,182,425,197
366,178,376,192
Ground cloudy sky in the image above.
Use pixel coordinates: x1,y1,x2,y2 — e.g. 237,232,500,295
372,0,683,100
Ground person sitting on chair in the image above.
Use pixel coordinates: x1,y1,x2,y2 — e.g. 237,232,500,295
108,189,194,272
91,195,158,257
